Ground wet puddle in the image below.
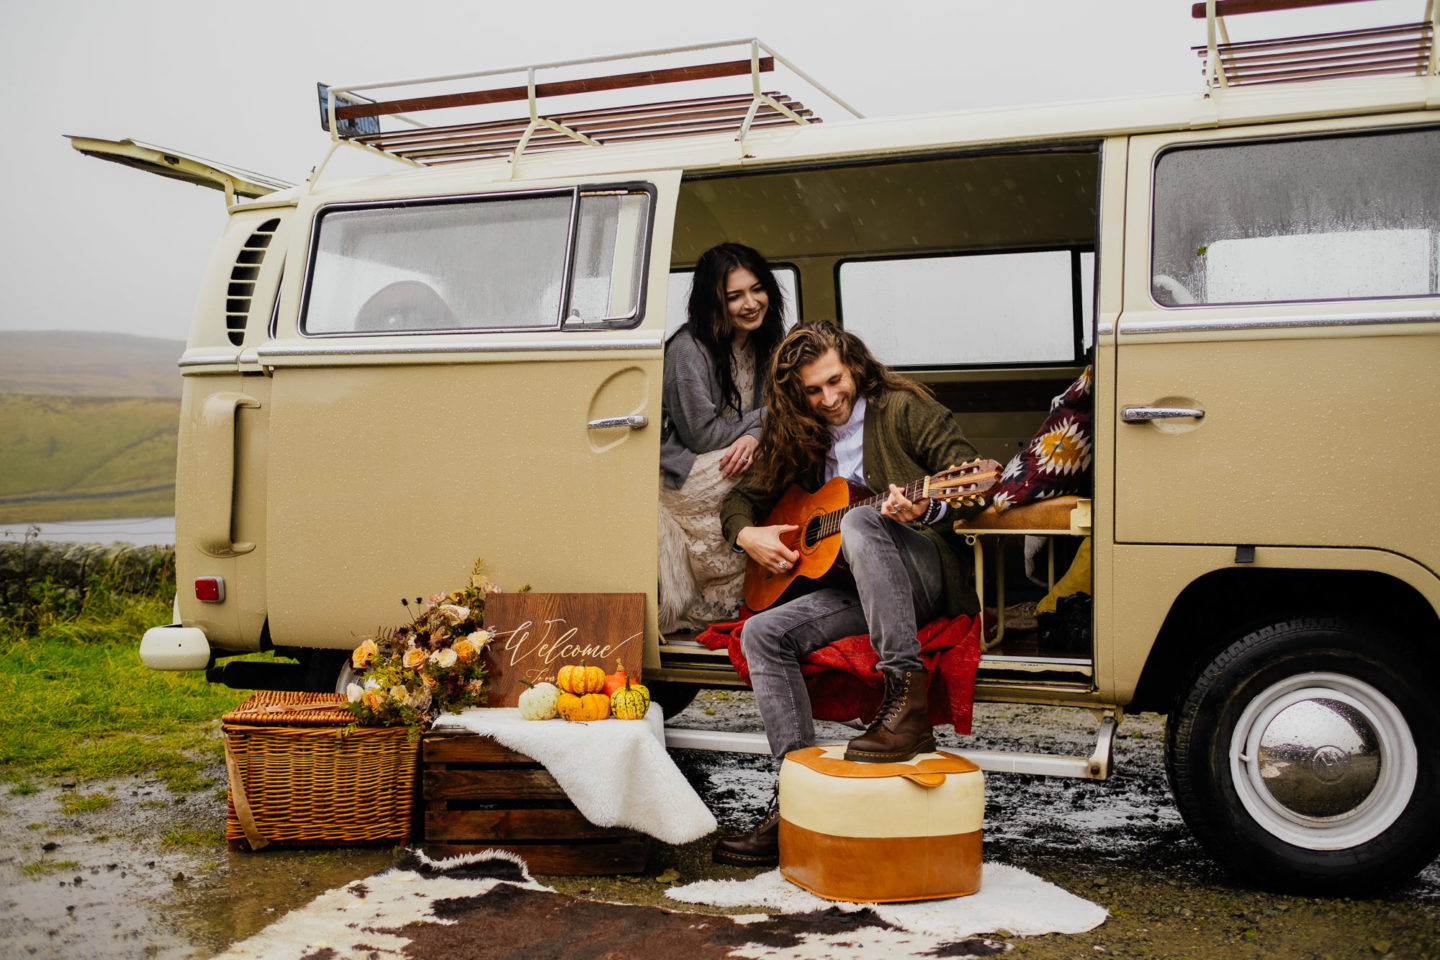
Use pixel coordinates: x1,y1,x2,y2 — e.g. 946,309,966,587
0,778,396,958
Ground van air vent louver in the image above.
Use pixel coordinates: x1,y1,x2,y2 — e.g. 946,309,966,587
225,218,281,346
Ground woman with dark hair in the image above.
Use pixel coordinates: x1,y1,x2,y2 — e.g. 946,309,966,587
658,243,787,632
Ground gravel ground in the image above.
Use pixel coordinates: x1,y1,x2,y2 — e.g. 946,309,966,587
2,693,1437,958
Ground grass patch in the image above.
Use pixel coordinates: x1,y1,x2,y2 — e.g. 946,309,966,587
0,581,266,788
9,782,37,796
20,858,78,877
160,827,224,849
60,793,114,814
0,393,179,523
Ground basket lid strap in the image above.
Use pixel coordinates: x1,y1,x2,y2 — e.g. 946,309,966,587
223,732,270,851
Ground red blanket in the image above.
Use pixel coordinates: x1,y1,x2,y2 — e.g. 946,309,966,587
696,610,982,735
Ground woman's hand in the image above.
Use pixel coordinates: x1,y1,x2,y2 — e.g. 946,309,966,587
719,434,760,478
736,524,800,575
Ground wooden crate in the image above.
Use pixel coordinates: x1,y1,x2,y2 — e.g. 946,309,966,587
422,731,646,874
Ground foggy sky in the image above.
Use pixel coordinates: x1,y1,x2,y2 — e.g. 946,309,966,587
0,0,1416,342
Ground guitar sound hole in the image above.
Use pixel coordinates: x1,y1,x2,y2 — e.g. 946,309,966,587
803,520,821,548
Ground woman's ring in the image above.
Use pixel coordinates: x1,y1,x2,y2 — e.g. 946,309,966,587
778,560,790,570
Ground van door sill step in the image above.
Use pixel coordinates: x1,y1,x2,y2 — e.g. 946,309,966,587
664,714,1117,780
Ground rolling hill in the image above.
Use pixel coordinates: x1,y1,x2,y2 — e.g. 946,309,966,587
0,331,184,397
0,332,184,522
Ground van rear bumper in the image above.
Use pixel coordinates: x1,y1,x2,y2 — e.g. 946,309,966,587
140,625,211,671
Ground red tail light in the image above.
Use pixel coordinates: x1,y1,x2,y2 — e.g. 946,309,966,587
195,577,226,603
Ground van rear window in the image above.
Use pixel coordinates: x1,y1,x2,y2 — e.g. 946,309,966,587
301,186,652,335
1151,127,1440,307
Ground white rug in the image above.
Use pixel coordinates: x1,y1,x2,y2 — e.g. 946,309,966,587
667,862,1110,940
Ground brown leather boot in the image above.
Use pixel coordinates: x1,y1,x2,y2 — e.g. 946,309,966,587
843,668,936,763
712,790,780,866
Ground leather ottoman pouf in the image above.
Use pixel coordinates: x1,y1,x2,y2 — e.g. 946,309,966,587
778,744,983,902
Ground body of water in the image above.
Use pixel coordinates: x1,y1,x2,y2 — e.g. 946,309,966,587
0,516,176,546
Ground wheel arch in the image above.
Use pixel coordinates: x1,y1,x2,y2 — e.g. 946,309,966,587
1128,566,1440,714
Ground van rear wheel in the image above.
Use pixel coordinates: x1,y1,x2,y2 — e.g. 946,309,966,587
1165,617,1440,894
303,650,356,693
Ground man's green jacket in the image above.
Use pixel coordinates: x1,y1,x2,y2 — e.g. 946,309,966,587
721,388,983,617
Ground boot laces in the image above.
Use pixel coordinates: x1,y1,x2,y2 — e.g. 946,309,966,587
871,672,911,727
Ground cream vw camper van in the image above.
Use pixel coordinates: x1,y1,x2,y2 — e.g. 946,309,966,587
79,17,1440,893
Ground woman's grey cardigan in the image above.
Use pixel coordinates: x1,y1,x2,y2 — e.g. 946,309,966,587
659,326,764,489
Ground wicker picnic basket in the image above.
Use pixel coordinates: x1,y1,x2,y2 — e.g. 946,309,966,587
221,691,420,851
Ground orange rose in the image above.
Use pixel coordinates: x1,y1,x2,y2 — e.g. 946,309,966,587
351,639,378,670
402,646,428,670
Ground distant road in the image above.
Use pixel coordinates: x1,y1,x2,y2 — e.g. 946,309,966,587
0,516,175,546
0,484,175,506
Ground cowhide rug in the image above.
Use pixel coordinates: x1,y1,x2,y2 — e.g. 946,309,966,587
215,850,1106,959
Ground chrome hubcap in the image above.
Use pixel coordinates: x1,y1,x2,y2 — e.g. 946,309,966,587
1230,672,1415,850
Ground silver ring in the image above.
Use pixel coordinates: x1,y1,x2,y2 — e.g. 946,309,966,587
778,560,789,570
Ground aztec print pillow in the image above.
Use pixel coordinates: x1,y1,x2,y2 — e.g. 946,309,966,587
991,365,1094,513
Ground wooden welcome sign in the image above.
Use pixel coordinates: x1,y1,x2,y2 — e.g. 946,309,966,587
481,593,645,707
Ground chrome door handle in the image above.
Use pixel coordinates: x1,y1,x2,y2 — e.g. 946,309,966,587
587,414,649,430
1122,405,1205,423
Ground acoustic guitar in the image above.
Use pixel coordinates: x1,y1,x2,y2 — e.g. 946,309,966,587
742,461,999,612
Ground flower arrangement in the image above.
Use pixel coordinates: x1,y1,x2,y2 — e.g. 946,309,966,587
345,558,514,729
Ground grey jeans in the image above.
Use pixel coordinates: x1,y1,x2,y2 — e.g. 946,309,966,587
739,507,947,759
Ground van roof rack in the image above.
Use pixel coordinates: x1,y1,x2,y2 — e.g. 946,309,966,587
315,39,862,170
1193,0,1438,89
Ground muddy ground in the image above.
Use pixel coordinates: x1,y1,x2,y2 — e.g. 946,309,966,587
2,693,1437,959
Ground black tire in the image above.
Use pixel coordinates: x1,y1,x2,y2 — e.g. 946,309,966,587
1165,616,1440,894
649,681,700,720
302,649,355,693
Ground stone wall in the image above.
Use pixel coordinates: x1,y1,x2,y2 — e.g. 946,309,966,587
0,541,175,615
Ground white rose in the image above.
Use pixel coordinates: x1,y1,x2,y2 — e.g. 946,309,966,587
390,684,410,703
438,604,470,623
346,683,364,703
430,647,459,668
468,629,491,649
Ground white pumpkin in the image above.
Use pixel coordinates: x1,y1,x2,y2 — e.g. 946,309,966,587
517,681,561,720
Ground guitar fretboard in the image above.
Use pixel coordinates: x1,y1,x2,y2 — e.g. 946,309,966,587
801,478,931,547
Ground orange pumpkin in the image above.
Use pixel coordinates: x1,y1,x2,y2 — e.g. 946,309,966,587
556,663,606,695
601,659,629,698
556,691,611,722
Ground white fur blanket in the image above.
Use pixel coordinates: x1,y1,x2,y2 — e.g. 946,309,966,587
667,863,1109,940
432,705,717,844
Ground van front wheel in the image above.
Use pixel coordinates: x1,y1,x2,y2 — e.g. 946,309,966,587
1165,617,1439,894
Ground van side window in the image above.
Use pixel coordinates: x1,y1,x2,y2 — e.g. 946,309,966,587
838,250,1093,367
1152,128,1440,306
301,186,653,335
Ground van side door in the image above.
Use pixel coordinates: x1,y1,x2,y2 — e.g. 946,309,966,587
1111,119,1440,698
258,173,679,661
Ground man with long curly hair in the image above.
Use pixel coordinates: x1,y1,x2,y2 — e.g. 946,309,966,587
712,322,1000,866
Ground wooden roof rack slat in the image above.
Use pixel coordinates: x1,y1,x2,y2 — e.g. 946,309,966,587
351,93,797,150
391,109,808,163
335,59,774,121
311,39,859,175
1192,0,1438,89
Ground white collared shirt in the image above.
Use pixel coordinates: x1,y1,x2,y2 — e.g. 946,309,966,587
824,395,867,485
822,393,947,524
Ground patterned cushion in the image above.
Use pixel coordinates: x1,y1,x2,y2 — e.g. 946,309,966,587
991,366,1094,513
